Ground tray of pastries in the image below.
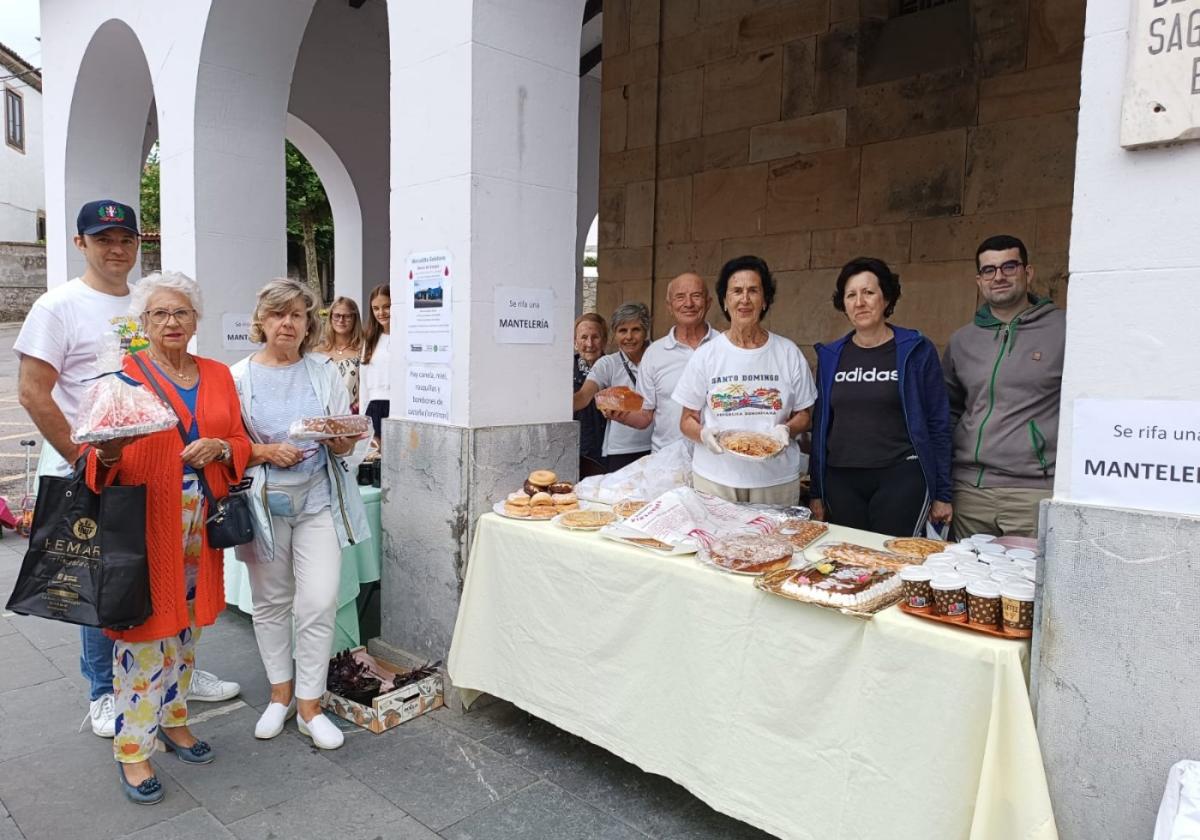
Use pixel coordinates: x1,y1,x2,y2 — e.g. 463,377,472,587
883,537,951,560
700,533,794,575
494,470,579,520
807,541,918,571
776,519,828,550
554,509,618,531
288,414,372,440
716,430,784,461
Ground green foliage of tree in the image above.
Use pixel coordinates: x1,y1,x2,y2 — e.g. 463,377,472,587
136,141,334,291
286,141,333,300
583,255,597,267
140,146,161,248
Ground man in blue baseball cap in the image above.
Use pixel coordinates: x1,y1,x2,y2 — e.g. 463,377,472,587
15,199,241,738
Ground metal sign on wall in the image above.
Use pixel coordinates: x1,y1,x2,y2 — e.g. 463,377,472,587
1121,0,1200,148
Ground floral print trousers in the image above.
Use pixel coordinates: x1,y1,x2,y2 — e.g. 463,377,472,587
113,477,204,764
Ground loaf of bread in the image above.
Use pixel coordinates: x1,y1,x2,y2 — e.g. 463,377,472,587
595,386,644,413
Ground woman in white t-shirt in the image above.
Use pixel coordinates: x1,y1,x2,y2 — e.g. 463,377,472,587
358,284,391,446
672,255,817,504
572,302,653,472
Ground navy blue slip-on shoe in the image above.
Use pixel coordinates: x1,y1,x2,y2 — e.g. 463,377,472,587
157,728,215,765
115,760,164,805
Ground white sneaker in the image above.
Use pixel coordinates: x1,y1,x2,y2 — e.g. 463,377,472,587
88,693,116,738
297,712,344,750
190,669,240,702
254,700,296,739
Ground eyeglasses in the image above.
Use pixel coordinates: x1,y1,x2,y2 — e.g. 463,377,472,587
331,313,356,322
144,308,196,325
978,261,1025,281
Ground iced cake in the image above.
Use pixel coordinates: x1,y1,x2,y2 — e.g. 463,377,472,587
777,561,901,608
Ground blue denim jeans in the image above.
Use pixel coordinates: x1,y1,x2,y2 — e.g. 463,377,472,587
79,625,114,700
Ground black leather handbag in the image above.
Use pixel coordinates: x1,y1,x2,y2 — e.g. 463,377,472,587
132,354,254,549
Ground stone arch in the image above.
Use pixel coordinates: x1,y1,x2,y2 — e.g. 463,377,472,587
61,19,156,283
286,113,364,305
187,0,317,358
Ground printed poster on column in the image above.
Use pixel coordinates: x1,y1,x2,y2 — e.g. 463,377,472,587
405,364,451,424
494,286,555,344
1070,398,1200,516
405,250,453,364
221,313,258,350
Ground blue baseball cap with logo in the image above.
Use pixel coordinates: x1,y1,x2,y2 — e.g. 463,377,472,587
76,199,140,236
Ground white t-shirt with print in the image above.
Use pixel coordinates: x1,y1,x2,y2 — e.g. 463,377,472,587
635,324,715,453
585,351,654,456
14,278,136,475
672,331,817,487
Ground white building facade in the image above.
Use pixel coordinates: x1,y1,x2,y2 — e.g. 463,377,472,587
0,42,43,243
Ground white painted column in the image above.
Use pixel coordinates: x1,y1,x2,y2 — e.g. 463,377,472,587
389,0,583,428
576,74,602,316
1035,3,1200,837
379,0,586,672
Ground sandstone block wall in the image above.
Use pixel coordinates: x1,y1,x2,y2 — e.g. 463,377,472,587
598,0,1082,355
0,242,46,322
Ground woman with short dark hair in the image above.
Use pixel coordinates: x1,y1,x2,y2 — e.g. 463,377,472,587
809,257,953,536
672,255,816,504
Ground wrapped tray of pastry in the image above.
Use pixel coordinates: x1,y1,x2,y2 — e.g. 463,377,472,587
883,537,951,560
756,561,903,618
697,533,794,576
289,414,371,440
594,386,644,413
806,541,917,571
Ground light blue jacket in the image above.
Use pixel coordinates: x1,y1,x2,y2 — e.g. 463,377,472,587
229,353,371,563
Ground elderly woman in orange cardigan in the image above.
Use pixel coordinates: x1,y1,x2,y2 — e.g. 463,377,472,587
86,271,250,806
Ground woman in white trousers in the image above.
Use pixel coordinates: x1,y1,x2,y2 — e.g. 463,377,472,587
230,279,370,750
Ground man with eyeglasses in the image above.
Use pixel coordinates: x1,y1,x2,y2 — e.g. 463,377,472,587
942,234,1066,540
14,199,240,739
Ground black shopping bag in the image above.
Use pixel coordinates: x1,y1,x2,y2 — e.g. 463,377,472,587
5,461,150,630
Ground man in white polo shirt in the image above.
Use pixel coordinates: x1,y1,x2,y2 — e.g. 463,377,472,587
610,272,714,450
15,199,240,738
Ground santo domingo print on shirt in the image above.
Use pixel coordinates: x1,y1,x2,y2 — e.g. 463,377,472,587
707,374,784,414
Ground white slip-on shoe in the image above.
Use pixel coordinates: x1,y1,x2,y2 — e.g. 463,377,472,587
254,700,296,739
189,669,241,702
87,693,116,738
297,712,344,750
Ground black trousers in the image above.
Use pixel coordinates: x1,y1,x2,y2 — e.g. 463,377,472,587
823,457,929,537
604,451,650,473
364,399,390,439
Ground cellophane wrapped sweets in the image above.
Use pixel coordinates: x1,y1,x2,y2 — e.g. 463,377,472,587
71,336,177,444
288,415,371,441
594,386,644,412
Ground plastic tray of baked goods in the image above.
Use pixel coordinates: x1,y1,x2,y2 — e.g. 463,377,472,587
756,561,905,619
715,429,785,461
882,537,951,560
804,541,919,571
696,533,795,576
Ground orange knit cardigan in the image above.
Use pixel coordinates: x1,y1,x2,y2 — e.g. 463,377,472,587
86,355,251,643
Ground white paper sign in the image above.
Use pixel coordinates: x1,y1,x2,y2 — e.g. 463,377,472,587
494,286,554,344
405,364,451,424
221,313,257,350
405,250,453,363
1070,398,1200,516
1120,0,1200,148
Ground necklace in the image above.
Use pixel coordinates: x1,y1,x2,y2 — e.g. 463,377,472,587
150,349,195,383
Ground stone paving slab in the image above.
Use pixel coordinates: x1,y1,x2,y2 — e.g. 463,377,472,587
442,780,646,840
116,807,237,840
0,735,200,840
0,556,777,839
339,721,539,831
225,776,439,840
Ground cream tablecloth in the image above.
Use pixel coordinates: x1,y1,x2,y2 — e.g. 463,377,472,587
448,514,1058,840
